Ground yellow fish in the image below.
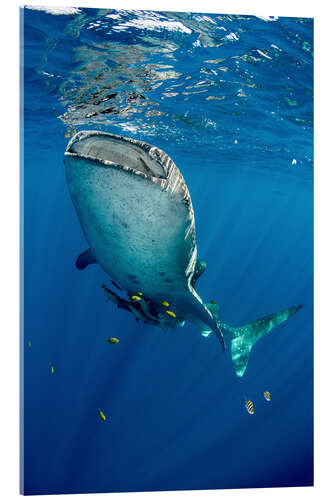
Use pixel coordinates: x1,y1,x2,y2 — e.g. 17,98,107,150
50,364,54,374
107,337,119,344
27,340,32,348
245,399,254,415
160,301,170,307
98,408,106,421
263,391,271,401
130,295,142,302
165,310,176,318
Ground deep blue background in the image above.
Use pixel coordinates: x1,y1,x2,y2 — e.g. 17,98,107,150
21,7,313,495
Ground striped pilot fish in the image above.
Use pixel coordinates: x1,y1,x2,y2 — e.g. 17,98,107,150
245,399,255,415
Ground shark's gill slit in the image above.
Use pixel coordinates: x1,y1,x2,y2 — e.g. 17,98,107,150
68,133,167,179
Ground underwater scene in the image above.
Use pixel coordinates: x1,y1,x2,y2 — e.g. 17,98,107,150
21,6,313,495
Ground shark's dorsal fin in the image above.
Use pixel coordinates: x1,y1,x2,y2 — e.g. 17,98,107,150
76,248,97,270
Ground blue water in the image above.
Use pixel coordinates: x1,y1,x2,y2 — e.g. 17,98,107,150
21,7,313,495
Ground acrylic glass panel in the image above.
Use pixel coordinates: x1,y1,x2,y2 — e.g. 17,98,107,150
21,5,313,495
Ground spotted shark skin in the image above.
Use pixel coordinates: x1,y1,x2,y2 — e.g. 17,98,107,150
64,131,302,376
64,131,226,350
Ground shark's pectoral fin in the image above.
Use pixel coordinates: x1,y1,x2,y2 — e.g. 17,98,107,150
76,248,97,270
222,304,303,377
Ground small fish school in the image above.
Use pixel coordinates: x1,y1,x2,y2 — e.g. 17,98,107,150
102,283,181,331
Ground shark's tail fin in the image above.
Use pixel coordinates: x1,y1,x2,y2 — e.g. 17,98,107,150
221,305,302,377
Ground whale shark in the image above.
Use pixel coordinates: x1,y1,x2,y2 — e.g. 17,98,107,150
64,130,302,377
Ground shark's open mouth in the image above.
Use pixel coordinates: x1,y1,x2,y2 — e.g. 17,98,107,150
65,131,167,179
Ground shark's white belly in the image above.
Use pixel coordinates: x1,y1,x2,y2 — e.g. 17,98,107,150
66,156,196,300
